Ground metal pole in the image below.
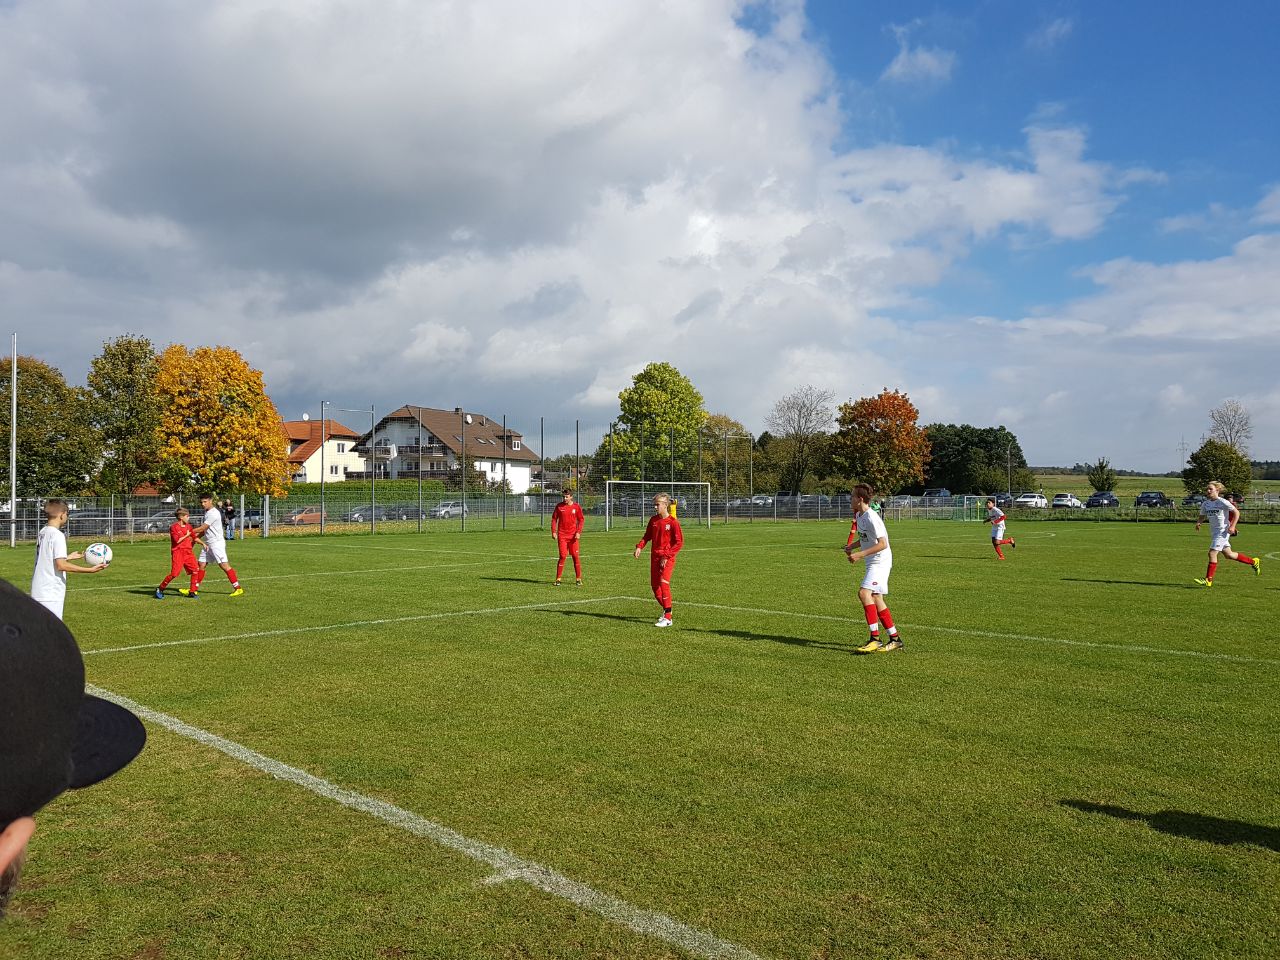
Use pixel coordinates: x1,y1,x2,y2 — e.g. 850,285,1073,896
748,433,754,523
320,400,328,534
607,421,614,531
1006,440,1013,495
417,407,423,533
669,426,674,489
501,415,508,530
9,334,15,548
369,406,376,535
574,419,580,496
723,430,729,524
539,416,545,530
460,407,466,532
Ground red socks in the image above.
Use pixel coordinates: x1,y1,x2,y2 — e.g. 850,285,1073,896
1206,561,1218,581
864,604,880,635
1235,554,1255,565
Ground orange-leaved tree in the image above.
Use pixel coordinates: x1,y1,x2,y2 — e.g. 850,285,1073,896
828,388,930,495
154,345,290,497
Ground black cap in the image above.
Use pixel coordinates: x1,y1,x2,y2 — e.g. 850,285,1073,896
0,579,146,826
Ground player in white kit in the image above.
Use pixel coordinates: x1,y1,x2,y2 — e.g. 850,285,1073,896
844,484,903,653
985,497,1016,560
1193,481,1260,587
183,493,244,597
30,499,107,620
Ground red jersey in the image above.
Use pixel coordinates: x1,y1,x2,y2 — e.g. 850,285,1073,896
638,514,683,558
551,501,585,538
169,521,196,555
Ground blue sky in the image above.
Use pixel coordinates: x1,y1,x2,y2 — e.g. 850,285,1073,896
2,0,1277,471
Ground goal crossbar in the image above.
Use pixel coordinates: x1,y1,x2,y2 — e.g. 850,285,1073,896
604,481,712,531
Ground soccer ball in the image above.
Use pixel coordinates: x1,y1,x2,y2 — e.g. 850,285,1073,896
85,542,113,566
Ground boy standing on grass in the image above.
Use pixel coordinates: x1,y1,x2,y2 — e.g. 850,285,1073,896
1194,481,1261,587
185,493,244,598
551,489,585,586
986,497,1016,559
30,499,106,620
634,492,683,627
845,484,902,653
155,507,203,599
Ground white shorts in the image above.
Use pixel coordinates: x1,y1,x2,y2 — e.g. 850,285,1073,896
34,595,65,621
1210,534,1231,552
200,542,229,565
991,522,1006,540
860,562,891,595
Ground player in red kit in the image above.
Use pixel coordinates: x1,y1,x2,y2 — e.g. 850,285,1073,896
154,507,203,599
633,492,683,627
551,488,585,586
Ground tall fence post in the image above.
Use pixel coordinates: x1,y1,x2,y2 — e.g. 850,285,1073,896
369,405,377,535
460,406,466,533
539,416,545,529
502,414,508,531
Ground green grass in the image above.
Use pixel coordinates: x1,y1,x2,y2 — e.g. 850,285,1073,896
2,520,1277,959
1032,474,1280,500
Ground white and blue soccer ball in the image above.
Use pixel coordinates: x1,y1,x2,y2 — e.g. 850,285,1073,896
85,542,113,566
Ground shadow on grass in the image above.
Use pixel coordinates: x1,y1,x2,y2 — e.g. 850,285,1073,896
918,554,990,562
1061,800,1280,851
554,608,855,654
479,576,545,584
1061,578,1195,590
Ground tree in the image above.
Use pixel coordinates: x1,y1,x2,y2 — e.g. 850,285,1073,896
154,345,291,496
1208,399,1252,455
701,412,751,499
594,363,707,482
0,357,102,499
923,424,1031,494
764,385,834,494
86,335,163,495
828,389,929,494
1086,457,1118,493
1182,439,1251,497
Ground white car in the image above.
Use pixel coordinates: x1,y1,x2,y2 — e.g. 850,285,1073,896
1051,493,1084,509
1014,492,1048,508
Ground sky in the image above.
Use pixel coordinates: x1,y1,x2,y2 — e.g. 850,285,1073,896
2,0,1277,470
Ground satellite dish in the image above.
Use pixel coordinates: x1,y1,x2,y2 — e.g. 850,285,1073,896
302,413,310,421
465,414,473,424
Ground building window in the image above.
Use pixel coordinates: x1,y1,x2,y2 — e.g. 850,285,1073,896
512,440,521,450
337,442,346,453
330,465,339,476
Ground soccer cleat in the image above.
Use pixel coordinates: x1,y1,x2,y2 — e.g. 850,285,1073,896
655,616,672,627
154,589,165,600
229,587,245,597
1010,538,1016,549
1193,578,1213,588
1253,557,1262,576
856,638,883,653
877,639,904,652
554,579,562,587
575,579,583,587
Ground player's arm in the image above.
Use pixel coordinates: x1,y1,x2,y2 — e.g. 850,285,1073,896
190,521,210,537
574,504,584,538
55,558,105,573
670,517,683,554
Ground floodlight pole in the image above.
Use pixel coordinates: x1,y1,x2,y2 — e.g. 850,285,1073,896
9,334,16,548
1006,439,1014,495
460,407,466,532
369,405,376,534
417,406,424,533
502,414,508,530
320,399,328,534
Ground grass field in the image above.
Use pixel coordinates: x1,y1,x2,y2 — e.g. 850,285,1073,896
2,519,1277,959
1030,474,1280,501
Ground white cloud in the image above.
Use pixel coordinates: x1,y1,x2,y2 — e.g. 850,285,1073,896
881,44,956,85
1027,18,1074,51
1254,184,1280,224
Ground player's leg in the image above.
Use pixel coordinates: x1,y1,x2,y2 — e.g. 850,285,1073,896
569,538,582,582
1196,546,1220,586
157,555,183,597
659,555,676,622
873,589,902,651
991,536,1005,560
650,557,669,625
556,538,568,583
856,583,881,651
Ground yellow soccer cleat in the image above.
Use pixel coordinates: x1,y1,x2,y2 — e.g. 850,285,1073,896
856,638,883,654
229,587,245,597
1253,557,1262,576
877,639,904,652
1193,578,1213,588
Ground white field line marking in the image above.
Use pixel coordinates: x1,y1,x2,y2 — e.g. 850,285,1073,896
87,685,765,960
677,601,1280,667
84,596,634,656
85,599,634,660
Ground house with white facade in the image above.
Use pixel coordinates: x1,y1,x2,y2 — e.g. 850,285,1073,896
282,418,366,483
352,406,539,493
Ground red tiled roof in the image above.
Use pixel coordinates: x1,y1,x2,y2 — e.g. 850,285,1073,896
362,406,540,463
281,419,361,465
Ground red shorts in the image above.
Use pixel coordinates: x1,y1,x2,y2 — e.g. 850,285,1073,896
169,552,199,577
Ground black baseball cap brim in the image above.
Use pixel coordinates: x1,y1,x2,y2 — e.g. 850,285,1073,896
70,695,147,790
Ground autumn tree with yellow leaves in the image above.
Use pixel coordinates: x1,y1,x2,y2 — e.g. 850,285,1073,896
154,345,290,496
828,388,930,495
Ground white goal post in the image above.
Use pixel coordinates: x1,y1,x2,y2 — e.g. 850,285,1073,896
604,481,712,530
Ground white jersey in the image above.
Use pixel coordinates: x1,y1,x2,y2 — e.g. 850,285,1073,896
201,506,226,546
1200,497,1234,541
32,524,68,604
854,508,892,565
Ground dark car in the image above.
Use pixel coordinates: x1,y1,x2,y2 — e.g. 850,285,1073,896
1181,493,1206,507
1085,491,1119,509
921,488,952,501
1134,491,1173,508
994,492,1014,509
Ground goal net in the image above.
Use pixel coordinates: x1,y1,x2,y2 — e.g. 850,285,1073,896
604,481,712,531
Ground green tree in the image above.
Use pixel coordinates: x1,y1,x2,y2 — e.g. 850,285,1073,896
86,335,163,495
0,357,102,499
154,345,291,496
597,363,707,482
1086,457,1118,493
828,389,929,494
1182,439,1251,497
923,424,1031,494
700,412,751,499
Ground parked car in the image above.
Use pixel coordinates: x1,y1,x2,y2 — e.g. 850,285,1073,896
1014,492,1048,508
429,501,468,519
1051,493,1084,509
282,506,327,525
993,492,1014,509
1181,493,1207,507
922,488,952,501
1085,491,1119,509
342,504,399,522
230,510,263,532
1134,491,1173,508
750,494,774,507
132,509,182,534
66,510,117,537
